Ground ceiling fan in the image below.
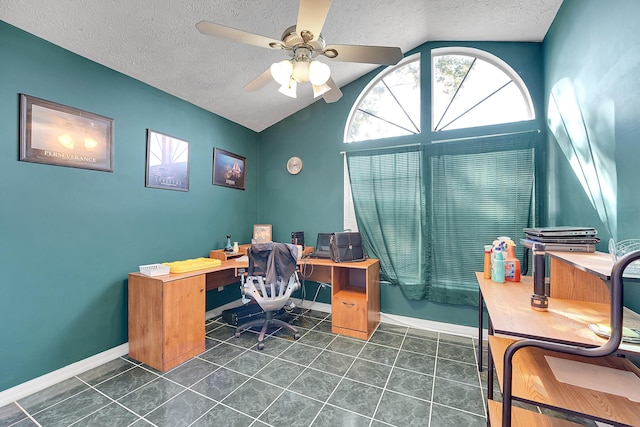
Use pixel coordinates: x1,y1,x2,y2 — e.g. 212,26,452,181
196,0,403,103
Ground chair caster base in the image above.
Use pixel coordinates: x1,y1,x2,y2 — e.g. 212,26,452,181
294,333,300,340
257,342,265,350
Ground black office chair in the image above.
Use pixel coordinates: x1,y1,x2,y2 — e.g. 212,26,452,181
235,242,301,349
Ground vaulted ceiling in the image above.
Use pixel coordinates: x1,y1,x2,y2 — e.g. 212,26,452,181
1,0,563,132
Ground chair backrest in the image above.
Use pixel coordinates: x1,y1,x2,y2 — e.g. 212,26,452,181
244,243,300,311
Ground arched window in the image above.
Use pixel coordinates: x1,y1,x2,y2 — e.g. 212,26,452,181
344,54,420,143
432,47,534,131
343,47,538,305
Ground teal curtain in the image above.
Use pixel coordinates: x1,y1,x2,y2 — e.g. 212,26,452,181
347,146,430,299
347,131,538,304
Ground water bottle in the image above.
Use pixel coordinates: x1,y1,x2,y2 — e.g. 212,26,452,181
491,248,505,283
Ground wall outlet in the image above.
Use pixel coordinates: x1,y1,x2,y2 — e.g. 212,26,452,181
218,286,224,292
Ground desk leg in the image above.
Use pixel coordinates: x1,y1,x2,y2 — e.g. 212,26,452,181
487,318,494,400
478,290,484,372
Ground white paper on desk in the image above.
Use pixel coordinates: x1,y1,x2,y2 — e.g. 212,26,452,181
235,255,248,262
545,356,640,402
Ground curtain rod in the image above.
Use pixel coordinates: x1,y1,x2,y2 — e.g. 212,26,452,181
432,129,540,144
340,129,540,155
340,142,421,155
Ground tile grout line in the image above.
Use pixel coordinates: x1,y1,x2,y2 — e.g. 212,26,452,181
246,313,340,426
13,401,42,427
4,315,489,427
188,312,334,426
306,324,384,427
367,327,409,427
474,337,490,421
191,322,302,426
427,333,441,427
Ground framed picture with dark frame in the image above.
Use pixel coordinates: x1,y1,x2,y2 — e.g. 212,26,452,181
145,129,190,191
213,147,246,190
19,94,114,172
253,224,272,243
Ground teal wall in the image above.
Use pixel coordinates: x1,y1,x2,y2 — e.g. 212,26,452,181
7,0,639,392
0,22,260,391
258,41,545,326
543,0,640,311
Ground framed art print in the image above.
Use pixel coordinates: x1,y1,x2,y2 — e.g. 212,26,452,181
145,129,190,191
19,94,114,172
213,147,246,190
253,224,272,243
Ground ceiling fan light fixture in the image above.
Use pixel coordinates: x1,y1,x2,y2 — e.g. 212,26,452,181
292,59,310,83
278,78,297,98
270,60,293,85
309,60,330,85
312,83,331,98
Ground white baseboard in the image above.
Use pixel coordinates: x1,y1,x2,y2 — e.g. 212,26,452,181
0,343,129,407
294,298,482,339
0,300,483,407
379,312,483,339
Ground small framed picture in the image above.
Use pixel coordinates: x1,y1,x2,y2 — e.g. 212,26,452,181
253,224,272,243
145,129,190,191
213,147,246,190
19,94,114,172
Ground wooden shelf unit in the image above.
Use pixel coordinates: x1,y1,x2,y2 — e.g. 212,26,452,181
209,244,250,261
489,335,640,426
477,250,640,426
487,400,584,427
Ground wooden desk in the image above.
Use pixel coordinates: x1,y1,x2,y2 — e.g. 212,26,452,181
477,251,640,426
477,273,640,350
128,260,243,371
128,255,380,371
299,258,380,340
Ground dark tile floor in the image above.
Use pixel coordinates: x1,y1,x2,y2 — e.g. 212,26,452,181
0,310,488,427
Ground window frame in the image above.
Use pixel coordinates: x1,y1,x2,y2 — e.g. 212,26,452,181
430,47,535,132
343,53,422,144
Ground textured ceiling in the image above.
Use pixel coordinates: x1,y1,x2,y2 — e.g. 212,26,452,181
1,0,563,132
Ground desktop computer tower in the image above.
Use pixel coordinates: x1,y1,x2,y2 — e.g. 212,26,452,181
291,231,304,246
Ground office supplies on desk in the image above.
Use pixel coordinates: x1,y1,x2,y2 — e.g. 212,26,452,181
224,234,234,252
330,231,367,262
163,257,221,273
139,263,170,276
309,232,332,258
588,323,640,344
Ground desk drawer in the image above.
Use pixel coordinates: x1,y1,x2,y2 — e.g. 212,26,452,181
332,290,367,333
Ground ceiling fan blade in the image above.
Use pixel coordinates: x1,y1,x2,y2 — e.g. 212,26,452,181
296,0,332,41
196,21,283,50
323,77,343,103
324,44,403,65
243,69,273,92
